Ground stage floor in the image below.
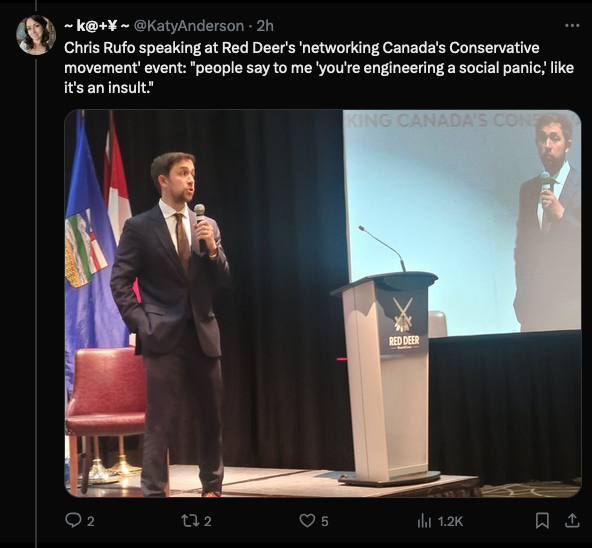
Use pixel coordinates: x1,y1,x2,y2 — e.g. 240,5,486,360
70,465,482,498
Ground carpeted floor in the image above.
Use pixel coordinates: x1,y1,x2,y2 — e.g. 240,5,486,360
481,480,580,498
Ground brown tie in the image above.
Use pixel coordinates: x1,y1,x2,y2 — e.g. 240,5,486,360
174,213,190,274
541,179,556,234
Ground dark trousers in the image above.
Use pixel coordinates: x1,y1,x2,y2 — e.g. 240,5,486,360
141,322,224,496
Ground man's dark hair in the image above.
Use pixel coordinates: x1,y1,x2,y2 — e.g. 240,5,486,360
150,152,196,194
536,112,573,143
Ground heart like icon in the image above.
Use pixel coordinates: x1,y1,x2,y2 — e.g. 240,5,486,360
299,514,315,528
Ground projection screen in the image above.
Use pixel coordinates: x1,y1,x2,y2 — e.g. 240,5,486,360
343,110,581,337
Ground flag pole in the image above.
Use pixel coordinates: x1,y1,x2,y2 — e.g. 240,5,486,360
103,109,142,478
106,437,142,477
88,436,117,485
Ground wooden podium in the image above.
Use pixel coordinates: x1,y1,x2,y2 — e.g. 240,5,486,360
332,272,440,486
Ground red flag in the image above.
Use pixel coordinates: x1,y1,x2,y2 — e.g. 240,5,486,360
104,112,140,345
104,111,132,244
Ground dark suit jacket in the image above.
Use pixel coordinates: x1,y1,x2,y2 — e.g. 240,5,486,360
513,168,581,330
110,205,230,356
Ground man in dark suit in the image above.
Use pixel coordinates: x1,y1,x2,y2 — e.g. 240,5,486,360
111,152,230,497
513,113,581,332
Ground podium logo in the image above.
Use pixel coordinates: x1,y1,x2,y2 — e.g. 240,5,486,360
393,297,413,332
389,335,420,347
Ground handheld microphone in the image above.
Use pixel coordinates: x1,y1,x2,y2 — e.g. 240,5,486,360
358,225,407,272
540,170,551,192
194,203,208,253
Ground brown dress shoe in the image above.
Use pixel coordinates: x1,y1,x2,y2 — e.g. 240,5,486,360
202,491,221,497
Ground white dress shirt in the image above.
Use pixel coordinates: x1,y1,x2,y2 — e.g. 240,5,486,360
158,199,191,254
538,160,570,228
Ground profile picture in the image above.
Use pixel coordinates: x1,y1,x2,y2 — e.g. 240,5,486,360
17,15,56,55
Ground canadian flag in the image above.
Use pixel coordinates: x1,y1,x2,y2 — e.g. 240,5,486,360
104,111,132,244
104,111,140,343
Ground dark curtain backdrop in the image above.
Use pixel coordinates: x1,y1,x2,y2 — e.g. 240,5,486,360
428,330,581,485
65,110,580,484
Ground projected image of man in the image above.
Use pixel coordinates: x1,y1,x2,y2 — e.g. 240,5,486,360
513,113,581,332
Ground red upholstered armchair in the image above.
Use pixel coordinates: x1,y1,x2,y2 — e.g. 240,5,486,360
65,348,149,496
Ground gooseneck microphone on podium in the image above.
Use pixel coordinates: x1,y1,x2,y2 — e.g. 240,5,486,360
194,203,208,253
359,225,407,272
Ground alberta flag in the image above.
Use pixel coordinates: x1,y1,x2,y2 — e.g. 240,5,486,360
65,112,128,395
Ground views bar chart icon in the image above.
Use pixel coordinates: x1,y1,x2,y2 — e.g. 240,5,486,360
418,514,432,528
